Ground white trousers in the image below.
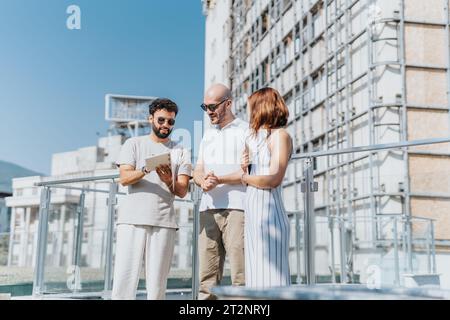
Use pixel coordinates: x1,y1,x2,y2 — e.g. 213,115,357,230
111,224,176,300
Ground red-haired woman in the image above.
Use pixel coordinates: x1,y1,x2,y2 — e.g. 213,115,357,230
240,87,293,288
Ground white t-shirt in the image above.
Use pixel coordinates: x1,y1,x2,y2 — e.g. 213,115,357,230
116,136,192,228
198,118,249,212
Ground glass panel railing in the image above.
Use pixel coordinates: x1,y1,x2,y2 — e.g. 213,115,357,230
39,186,111,296
285,138,449,290
31,176,198,299
1,230,36,289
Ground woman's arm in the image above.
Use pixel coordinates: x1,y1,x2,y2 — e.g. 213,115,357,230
242,129,292,189
217,171,245,185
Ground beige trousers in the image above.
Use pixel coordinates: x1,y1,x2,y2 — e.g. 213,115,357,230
199,209,245,300
111,224,176,300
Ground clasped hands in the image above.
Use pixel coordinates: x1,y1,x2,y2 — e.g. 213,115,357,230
201,171,220,192
201,149,251,192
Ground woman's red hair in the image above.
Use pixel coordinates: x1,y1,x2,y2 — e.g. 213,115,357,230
248,87,289,135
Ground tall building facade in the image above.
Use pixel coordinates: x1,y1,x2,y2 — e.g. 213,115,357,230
203,0,450,287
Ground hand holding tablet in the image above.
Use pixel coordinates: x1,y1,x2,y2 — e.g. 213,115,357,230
144,152,171,172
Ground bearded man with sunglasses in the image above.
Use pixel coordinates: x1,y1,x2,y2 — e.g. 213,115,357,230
193,84,248,299
112,98,192,300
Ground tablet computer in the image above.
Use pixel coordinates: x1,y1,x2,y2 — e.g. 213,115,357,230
145,152,171,172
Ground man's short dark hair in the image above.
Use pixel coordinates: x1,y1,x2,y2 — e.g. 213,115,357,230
149,98,178,116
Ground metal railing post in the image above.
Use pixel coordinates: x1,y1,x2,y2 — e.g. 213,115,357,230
329,217,336,283
402,217,408,272
392,217,400,286
191,185,201,300
33,187,51,296
302,157,317,285
431,221,437,274
74,192,85,268
71,192,86,293
104,182,117,295
426,222,431,274
339,217,348,284
295,210,302,284
406,217,413,272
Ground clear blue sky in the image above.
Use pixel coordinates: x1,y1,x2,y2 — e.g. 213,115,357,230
0,0,205,175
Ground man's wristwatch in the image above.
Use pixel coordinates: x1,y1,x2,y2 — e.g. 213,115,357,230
141,166,150,175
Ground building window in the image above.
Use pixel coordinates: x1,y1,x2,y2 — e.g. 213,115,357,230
302,17,309,45
275,46,281,71
270,0,281,21
284,91,294,122
294,24,301,54
302,81,310,111
295,85,301,115
282,0,292,12
244,0,252,11
282,33,293,66
262,57,270,84
312,10,322,40
270,52,276,76
244,35,252,57
261,8,269,35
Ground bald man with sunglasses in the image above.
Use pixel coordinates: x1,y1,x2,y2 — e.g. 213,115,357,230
113,98,192,300
193,84,248,299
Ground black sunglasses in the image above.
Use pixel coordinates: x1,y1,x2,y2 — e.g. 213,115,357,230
156,117,176,126
200,99,229,112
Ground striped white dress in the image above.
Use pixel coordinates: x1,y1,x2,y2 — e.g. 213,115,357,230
244,129,291,288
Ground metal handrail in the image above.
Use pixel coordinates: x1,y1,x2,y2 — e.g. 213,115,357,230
35,174,120,187
291,137,450,160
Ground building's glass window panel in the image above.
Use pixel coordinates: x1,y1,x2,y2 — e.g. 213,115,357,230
261,8,270,35
302,17,309,45
276,46,282,71
302,80,310,111
282,33,293,66
294,23,301,54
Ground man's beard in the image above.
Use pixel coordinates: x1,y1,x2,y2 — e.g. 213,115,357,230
209,110,225,124
152,125,172,139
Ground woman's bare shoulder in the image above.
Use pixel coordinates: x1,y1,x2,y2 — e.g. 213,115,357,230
270,128,292,142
